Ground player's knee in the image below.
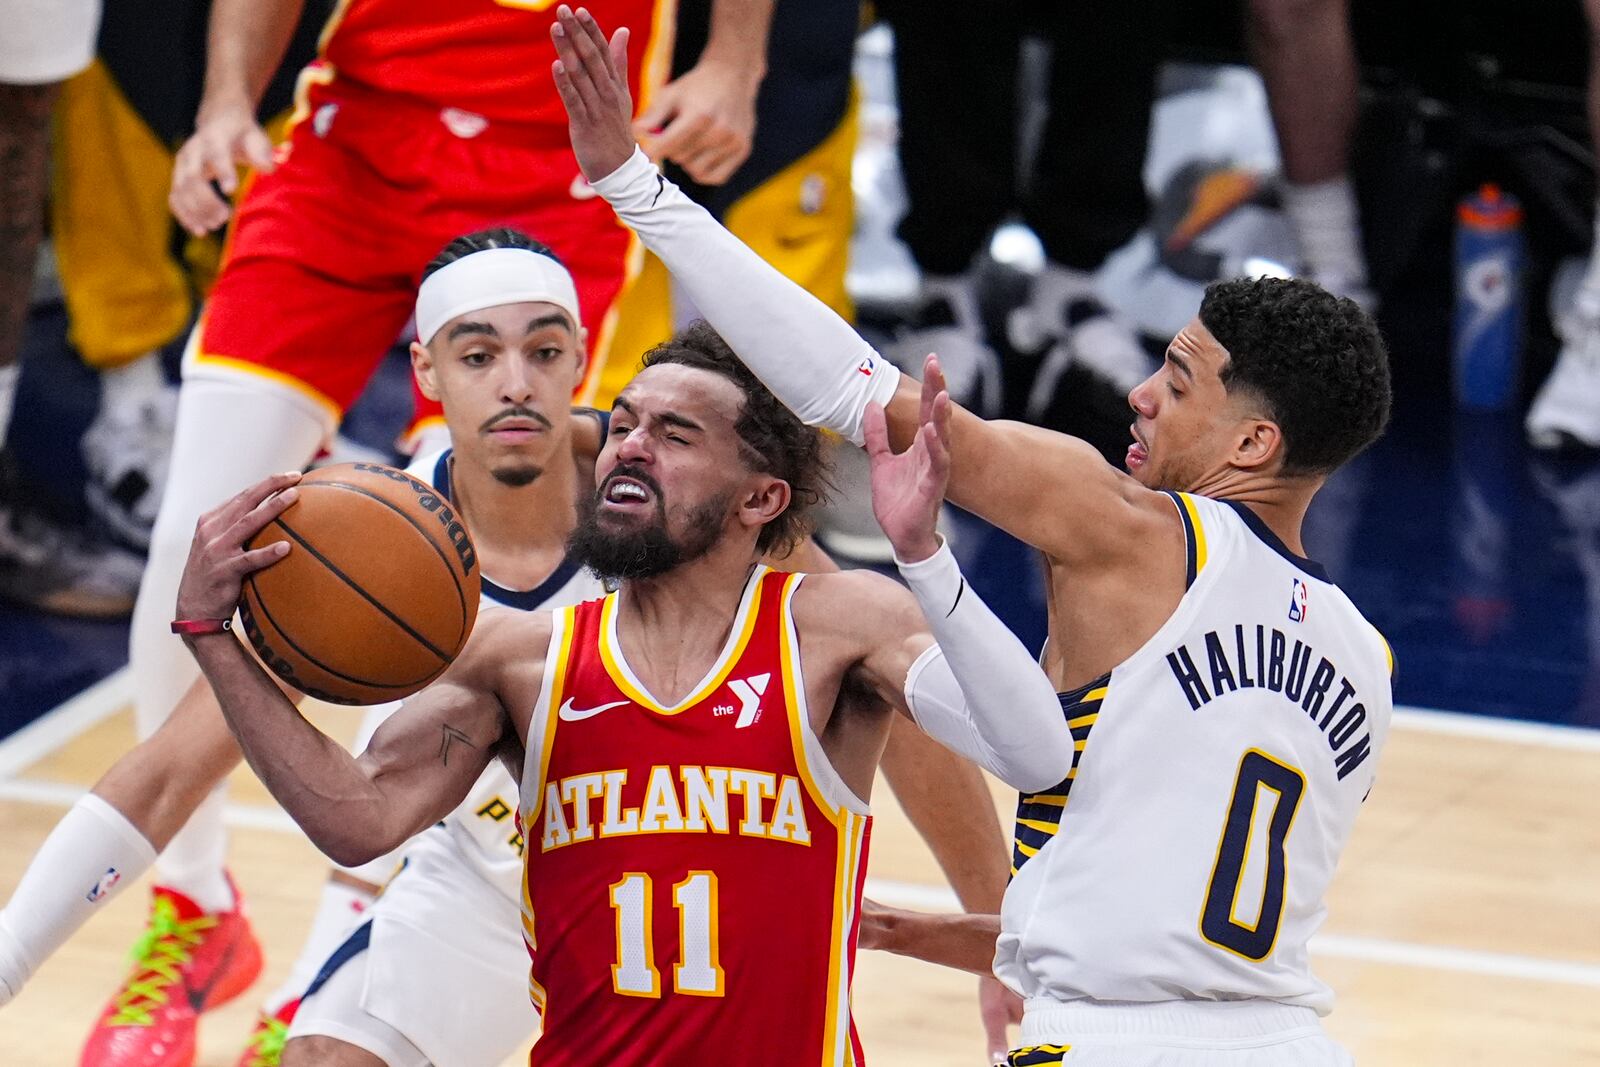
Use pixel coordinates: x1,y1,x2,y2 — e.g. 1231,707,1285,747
281,1036,388,1067
1248,0,1343,44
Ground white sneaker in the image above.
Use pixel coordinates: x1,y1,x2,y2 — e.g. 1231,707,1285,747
82,368,178,550
1527,285,1600,450
0,449,145,618
1011,265,1155,421
880,273,1002,416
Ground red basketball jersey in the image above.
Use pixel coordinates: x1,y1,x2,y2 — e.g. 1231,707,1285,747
518,568,872,1066
315,0,673,128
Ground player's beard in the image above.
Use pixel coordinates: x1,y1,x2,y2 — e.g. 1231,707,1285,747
491,463,542,487
569,474,732,581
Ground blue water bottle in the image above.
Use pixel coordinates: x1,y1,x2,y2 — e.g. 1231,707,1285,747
1452,184,1525,411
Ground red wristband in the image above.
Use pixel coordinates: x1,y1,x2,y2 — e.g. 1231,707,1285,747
170,617,233,636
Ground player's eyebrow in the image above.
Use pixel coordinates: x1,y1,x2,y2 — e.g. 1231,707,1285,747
657,410,704,434
448,320,498,341
524,313,573,336
611,396,703,434
1165,350,1194,382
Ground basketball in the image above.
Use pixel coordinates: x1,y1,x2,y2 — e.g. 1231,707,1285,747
239,462,482,705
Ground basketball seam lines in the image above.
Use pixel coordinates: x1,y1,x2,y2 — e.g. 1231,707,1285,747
270,515,453,663
308,479,471,644
243,576,440,691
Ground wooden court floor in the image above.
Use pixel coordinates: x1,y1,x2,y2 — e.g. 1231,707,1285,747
1,676,1597,1065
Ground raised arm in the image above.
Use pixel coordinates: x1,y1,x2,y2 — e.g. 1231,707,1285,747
549,6,1171,564
172,473,525,867
170,0,306,234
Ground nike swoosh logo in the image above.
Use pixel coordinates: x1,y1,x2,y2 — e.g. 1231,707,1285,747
186,934,238,1012
569,173,599,201
558,698,630,722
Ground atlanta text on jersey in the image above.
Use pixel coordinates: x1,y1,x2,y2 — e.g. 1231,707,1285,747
538,764,812,852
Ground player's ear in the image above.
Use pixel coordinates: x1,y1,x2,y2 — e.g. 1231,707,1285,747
741,476,791,534
411,340,442,401
1233,417,1283,472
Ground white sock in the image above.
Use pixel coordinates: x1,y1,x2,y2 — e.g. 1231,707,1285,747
99,351,166,421
153,785,235,913
0,362,18,444
1281,175,1368,290
259,876,375,1013
0,793,158,1006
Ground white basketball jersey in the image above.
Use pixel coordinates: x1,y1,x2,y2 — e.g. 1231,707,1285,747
362,448,603,902
995,492,1393,1015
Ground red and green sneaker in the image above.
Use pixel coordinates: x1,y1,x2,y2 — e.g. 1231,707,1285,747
79,880,263,1067
234,997,299,1067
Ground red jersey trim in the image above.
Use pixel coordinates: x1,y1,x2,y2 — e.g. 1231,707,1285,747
596,566,768,714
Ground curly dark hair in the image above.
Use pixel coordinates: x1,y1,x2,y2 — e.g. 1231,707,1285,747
638,320,829,555
423,227,564,279
1198,277,1391,476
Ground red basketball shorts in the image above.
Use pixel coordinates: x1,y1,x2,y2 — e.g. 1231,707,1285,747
187,72,632,431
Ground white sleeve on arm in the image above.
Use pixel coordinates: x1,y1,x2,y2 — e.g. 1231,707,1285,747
898,540,1074,794
590,148,900,446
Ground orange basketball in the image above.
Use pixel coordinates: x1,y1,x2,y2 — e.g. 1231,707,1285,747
240,462,481,705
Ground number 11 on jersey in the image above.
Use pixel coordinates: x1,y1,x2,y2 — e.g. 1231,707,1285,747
610,871,726,997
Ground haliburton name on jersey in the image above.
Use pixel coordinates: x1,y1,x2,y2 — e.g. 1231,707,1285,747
538,765,813,852
1164,624,1377,780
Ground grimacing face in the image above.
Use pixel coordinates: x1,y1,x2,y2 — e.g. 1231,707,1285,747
411,300,587,487
570,363,787,581
1124,316,1274,491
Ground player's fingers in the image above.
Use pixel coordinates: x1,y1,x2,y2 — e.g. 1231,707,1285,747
632,92,677,137
226,484,301,546
925,353,949,408
862,402,890,460
919,354,940,427
574,7,617,81
694,141,750,186
204,138,241,195
551,58,590,124
218,471,303,530
553,9,606,115
651,113,713,164
232,539,292,575
609,26,631,95
241,125,276,173
678,139,742,185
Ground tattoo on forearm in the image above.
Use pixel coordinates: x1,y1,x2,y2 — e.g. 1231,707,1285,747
438,725,477,766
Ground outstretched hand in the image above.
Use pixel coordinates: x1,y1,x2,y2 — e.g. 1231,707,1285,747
174,471,301,624
865,354,952,564
550,5,640,183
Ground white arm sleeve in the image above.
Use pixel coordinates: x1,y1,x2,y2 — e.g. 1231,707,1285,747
898,540,1074,794
591,148,900,446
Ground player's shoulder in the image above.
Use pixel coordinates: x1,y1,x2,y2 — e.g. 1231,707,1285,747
457,605,558,677
788,568,918,636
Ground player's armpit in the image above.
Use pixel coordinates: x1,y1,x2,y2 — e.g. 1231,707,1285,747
859,899,1001,978
893,382,1178,567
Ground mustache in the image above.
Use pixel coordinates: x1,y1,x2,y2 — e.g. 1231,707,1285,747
480,406,552,433
598,464,664,501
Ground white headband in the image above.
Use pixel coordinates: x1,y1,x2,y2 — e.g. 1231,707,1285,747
415,247,582,346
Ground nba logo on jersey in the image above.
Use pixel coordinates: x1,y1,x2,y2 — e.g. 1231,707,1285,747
86,867,122,903
1288,578,1309,623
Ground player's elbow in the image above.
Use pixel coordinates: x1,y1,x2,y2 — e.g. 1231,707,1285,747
1006,736,1075,795
307,819,404,870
